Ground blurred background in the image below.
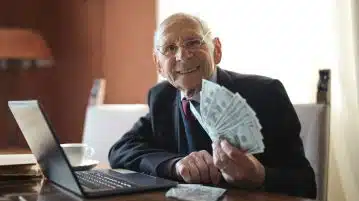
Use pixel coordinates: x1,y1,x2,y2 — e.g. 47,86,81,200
0,1,358,200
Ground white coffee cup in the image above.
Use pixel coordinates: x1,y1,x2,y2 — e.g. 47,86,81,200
60,143,95,166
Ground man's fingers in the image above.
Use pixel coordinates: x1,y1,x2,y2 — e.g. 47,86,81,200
176,163,191,183
209,163,221,184
212,140,221,150
177,160,200,183
213,140,241,179
186,159,201,183
212,140,224,168
213,141,231,169
212,143,222,168
176,150,223,184
201,151,221,184
220,140,245,160
212,140,266,188
191,152,210,183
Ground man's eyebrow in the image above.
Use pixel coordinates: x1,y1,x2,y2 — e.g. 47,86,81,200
158,37,200,47
157,40,174,47
156,31,202,46
183,36,201,40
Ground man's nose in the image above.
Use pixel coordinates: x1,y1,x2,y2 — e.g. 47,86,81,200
175,46,193,61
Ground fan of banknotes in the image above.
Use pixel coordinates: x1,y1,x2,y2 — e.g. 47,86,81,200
190,79,265,154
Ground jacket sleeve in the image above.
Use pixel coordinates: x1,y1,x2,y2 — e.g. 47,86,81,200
257,80,317,199
108,89,184,177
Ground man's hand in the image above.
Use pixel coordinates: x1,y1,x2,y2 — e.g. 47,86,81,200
212,139,265,188
175,150,221,184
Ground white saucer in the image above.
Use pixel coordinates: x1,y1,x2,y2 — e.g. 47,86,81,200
72,159,99,171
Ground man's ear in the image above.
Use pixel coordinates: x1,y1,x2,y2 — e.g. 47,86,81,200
153,52,163,75
213,37,222,64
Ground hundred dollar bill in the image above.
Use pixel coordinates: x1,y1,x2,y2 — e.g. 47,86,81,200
200,79,221,119
205,86,234,128
165,184,227,201
219,122,257,151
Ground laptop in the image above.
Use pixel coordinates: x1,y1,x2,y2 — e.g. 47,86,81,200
8,100,178,198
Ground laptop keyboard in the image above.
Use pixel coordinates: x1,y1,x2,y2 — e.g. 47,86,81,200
76,170,133,190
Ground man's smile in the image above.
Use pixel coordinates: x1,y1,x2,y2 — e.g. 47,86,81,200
177,65,200,75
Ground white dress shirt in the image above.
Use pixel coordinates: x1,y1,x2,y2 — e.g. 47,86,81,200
180,69,218,103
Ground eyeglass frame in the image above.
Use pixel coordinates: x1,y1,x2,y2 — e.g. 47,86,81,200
155,31,211,57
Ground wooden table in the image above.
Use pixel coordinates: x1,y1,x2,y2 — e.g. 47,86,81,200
0,178,316,201
0,150,316,201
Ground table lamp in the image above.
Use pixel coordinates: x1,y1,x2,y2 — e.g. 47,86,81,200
0,28,53,70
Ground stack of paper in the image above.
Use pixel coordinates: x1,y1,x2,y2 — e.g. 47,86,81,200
0,154,42,180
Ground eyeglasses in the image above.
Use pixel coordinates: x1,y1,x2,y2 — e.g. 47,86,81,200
156,31,211,57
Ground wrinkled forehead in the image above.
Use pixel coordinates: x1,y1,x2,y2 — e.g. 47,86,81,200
156,17,204,46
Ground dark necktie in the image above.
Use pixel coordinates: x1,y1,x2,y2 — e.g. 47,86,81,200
181,98,195,121
181,98,212,153
182,98,212,153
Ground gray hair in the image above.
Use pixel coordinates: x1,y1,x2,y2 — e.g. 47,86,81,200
153,13,214,52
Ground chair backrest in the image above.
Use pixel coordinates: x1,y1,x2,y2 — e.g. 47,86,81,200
82,104,149,166
293,103,328,201
87,78,106,106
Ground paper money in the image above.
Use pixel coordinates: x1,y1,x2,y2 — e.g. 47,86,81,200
201,79,221,120
165,184,227,201
206,87,234,128
190,79,265,154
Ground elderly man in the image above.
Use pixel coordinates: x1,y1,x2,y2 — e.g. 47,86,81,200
108,13,316,199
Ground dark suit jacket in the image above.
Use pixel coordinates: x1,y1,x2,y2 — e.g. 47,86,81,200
108,67,317,199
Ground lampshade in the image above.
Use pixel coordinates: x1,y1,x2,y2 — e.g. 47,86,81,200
0,28,52,59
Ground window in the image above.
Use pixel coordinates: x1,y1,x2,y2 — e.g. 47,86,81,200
156,0,338,104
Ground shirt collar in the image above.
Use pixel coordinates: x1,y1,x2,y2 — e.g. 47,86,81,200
180,69,217,103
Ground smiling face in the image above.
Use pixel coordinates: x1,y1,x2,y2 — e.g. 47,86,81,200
153,14,222,97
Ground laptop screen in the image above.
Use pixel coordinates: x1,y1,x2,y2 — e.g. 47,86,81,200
8,100,84,196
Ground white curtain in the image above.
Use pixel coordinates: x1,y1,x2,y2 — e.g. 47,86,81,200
156,0,337,104
328,0,359,200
